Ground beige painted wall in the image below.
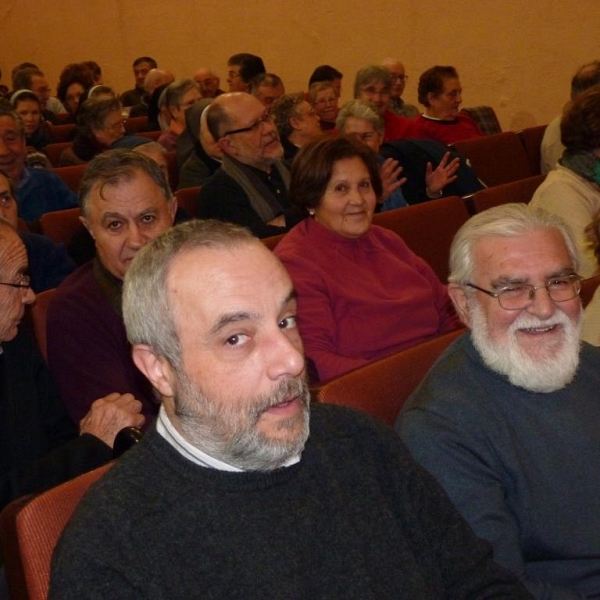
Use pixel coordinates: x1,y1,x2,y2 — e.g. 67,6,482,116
2,0,599,130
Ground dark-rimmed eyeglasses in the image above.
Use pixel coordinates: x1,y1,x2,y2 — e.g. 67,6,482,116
223,111,273,136
466,274,582,310
0,275,31,290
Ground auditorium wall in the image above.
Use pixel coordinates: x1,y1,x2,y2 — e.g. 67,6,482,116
2,0,599,130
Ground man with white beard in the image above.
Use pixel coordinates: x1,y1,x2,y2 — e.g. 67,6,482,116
397,203,600,599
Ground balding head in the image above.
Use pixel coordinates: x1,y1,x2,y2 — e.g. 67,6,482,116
193,67,221,98
144,69,175,95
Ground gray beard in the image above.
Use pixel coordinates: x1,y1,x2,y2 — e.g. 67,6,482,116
173,374,311,472
469,301,583,393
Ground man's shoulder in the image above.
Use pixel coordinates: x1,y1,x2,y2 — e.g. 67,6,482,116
199,168,244,194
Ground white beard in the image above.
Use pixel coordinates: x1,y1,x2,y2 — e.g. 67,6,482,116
469,302,583,393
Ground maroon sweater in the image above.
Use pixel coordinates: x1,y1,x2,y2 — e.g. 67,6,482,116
275,219,460,381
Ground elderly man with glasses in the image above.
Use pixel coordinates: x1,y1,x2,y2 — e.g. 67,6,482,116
397,203,600,599
197,92,301,238
381,58,420,118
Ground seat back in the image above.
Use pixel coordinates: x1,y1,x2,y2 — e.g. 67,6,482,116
581,275,600,308
451,131,533,187
52,164,87,193
468,173,546,214
174,186,201,218
48,123,76,143
0,463,113,600
316,328,465,426
125,115,149,133
518,125,547,176
166,150,179,191
261,233,286,250
29,288,55,363
44,142,73,168
39,207,82,245
372,196,471,282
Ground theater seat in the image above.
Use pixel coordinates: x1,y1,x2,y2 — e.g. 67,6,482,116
518,125,547,176
0,463,113,600
52,164,87,193
174,186,201,218
43,142,73,168
372,196,471,282
451,132,533,187
262,233,286,250
466,174,546,215
39,207,82,245
30,288,55,363
316,328,465,426
581,275,600,308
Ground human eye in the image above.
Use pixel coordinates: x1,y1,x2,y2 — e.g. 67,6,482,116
334,183,348,193
106,220,123,231
0,193,13,206
498,284,528,298
548,276,572,288
279,315,298,330
4,133,18,143
225,333,249,347
140,213,157,225
359,179,372,190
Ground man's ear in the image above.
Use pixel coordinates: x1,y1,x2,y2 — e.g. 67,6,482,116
448,283,472,327
169,196,178,223
217,136,235,156
132,345,175,398
289,116,301,131
79,215,95,240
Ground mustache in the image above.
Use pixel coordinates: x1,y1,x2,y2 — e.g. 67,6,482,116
249,377,310,420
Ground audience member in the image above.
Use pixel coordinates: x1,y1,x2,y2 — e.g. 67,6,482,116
337,100,459,209
133,141,169,183
354,65,415,141
193,67,224,98
120,56,157,107
308,64,343,98
157,79,202,151
530,85,600,277
381,57,419,118
272,92,322,165
198,92,301,238
143,68,175,97
309,82,339,131
177,99,220,190
129,68,175,119
0,218,144,512
12,66,65,123
541,60,600,174
60,97,125,165
398,203,600,598
56,62,95,121
251,73,285,109
411,65,483,145
274,136,460,381
0,106,77,222
49,218,531,599
226,53,265,93
0,169,75,292
82,60,103,84
47,150,177,425
10,89,51,150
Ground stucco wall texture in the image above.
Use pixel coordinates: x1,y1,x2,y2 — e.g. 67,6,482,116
2,0,599,130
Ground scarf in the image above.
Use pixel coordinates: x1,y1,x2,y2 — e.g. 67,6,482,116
221,154,290,223
560,149,600,184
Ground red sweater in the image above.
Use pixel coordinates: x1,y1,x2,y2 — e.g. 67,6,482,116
383,110,416,142
275,218,460,381
410,114,483,145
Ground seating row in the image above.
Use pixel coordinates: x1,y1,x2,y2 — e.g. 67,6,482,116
450,125,546,188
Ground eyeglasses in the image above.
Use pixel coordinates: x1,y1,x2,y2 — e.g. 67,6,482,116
466,274,582,310
105,119,126,131
0,275,31,290
391,74,408,82
223,111,273,136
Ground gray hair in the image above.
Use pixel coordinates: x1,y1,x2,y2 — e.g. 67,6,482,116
0,106,24,136
272,93,304,140
336,100,384,135
164,79,199,109
449,203,580,285
250,73,283,95
123,220,257,367
353,66,392,98
78,149,172,218
76,96,121,134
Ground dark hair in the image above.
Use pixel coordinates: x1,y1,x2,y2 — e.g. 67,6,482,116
353,66,391,99
82,60,102,82
12,67,44,91
10,90,40,108
227,53,265,84
79,149,172,217
57,63,95,104
571,61,600,99
250,73,283,94
290,136,382,211
11,63,38,87
272,93,304,139
417,66,459,107
308,65,343,87
133,56,157,69
561,84,600,151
